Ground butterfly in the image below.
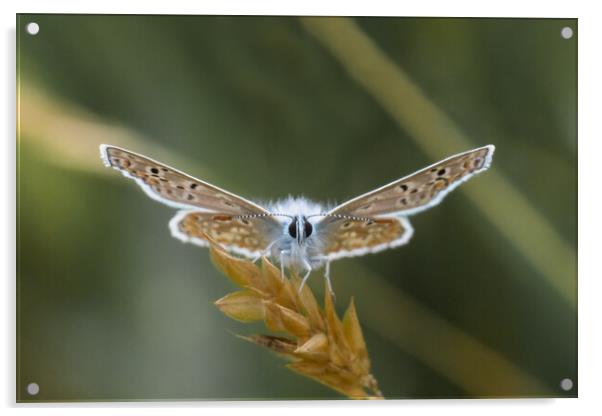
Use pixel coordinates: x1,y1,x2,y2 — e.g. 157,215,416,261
100,144,494,292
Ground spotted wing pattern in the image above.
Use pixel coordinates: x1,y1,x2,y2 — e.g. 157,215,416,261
101,145,283,258
170,211,277,257
319,216,413,260
327,145,494,218
101,145,270,215
317,146,493,260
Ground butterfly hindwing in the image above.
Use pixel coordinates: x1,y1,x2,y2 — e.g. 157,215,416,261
319,216,413,259
170,210,279,258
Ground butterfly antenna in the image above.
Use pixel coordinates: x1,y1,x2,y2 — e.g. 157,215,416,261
270,213,295,219
233,213,294,220
307,213,373,222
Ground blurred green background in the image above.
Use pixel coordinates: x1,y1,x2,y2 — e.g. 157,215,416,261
17,15,576,401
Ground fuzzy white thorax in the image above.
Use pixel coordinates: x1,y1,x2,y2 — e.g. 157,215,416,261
261,197,329,271
265,196,326,219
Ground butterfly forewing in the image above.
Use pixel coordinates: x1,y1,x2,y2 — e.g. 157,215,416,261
327,145,494,218
101,145,271,215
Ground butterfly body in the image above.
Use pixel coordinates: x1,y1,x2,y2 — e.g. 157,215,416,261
100,144,495,291
264,198,328,272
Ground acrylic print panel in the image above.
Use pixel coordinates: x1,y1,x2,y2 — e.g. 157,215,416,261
16,14,577,401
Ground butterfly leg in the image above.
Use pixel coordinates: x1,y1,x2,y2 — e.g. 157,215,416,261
324,260,334,294
253,240,277,263
279,250,290,281
251,252,268,264
298,258,312,293
311,256,335,296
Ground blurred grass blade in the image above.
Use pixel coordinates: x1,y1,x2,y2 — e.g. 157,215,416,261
17,83,199,177
300,17,576,308
336,262,551,397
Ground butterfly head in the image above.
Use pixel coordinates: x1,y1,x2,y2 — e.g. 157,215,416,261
287,216,313,245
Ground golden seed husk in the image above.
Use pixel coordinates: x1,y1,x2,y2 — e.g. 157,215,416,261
209,238,383,399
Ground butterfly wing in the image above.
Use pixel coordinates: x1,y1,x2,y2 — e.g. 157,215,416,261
101,144,273,214
170,211,280,258
316,145,494,259
318,216,413,260
101,145,282,257
326,145,494,218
